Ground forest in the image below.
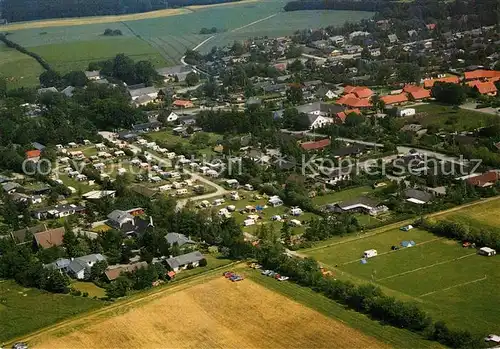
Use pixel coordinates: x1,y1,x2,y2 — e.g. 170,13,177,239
1,0,242,22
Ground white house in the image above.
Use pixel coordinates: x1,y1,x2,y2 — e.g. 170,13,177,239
166,251,205,272
309,115,335,130
167,112,179,122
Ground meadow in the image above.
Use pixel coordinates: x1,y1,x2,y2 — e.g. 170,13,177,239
0,0,373,87
30,277,388,349
0,42,44,88
303,199,500,335
0,280,104,342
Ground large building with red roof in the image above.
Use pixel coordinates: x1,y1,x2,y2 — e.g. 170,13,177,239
423,76,460,89
467,80,497,95
380,93,408,105
464,69,500,81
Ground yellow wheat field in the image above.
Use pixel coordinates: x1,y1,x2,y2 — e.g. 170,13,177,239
32,278,389,349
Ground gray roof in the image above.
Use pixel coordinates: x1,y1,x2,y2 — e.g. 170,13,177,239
165,233,195,247
157,65,192,76
107,210,134,225
61,86,75,97
336,196,380,210
68,254,106,274
45,258,71,270
37,87,58,94
405,189,433,203
85,70,100,78
2,182,20,192
129,86,157,98
32,142,46,150
166,251,204,269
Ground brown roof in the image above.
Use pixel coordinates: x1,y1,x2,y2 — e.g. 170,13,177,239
11,224,47,244
423,76,460,88
300,138,331,151
105,262,148,281
34,227,66,249
466,171,500,187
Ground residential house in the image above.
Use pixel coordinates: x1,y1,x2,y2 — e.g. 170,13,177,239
32,204,85,220
165,232,196,247
423,76,460,89
166,251,205,272
84,71,101,80
11,224,47,244
388,34,398,43
326,197,383,214
34,227,66,249
380,93,409,106
466,171,500,187
300,139,331,151
403,85,431,100
105,261,148,281
2,182,21,194
167,112,179,122
66,254,106,279
404,189,433,204
331,144,368,159
132,121,162,133
173,100,194,109
128,86,158,101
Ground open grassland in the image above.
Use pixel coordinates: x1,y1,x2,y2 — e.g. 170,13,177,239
303,198,500,335
0,43,44,87
31,277,388,349
30,38,168,73
409,103,493,131
0,280,104,343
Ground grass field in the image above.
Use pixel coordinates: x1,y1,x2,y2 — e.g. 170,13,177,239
408,103,493,131
0,43,44,87
312,186,375,206
70,282,106,298
0,280,104,342
31,277,389,349
303,199,500,335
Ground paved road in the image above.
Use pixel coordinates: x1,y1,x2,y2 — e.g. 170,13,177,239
460,102,498,115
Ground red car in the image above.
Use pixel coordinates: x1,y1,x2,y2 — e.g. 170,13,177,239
223,271,234,278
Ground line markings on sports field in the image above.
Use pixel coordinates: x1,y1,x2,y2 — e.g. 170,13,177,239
376,252,477,281
419,275,487,297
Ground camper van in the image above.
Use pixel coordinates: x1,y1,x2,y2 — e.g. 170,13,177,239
363,249,378,258
176,188,188,196
243,219,256,227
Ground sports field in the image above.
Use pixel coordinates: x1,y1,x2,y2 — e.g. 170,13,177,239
303,199,500,335
30,277,387,349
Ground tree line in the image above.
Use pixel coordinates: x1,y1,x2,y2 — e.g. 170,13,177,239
1,0,242,22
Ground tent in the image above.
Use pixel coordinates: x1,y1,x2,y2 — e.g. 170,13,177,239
401,240,416,247
360,258,367,264
256,205,264,212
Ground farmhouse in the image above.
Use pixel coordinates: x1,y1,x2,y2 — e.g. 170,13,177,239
166,251,205,272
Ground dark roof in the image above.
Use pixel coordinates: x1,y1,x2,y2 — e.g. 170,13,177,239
331,144,367,157
404,189,433,203
2,182,21,192
32,142,46,151
119,217,152,236
132,121,162,132
335,196,380,210
166,251,204,270
11,224,47,243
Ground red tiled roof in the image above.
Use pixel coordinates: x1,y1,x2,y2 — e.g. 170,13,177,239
343,85,356,94
105,261,148,281
173,100,194,108
403,85,422,93
466,171,500,187
380,93,408,105
467,80,497,94
336,108,361,123
300,138,331,151
343,86,373,99
408,88,431,100
26,150,41,159
339,97,372,108
464,69,500,80
423,76,460,88
34,227,65,249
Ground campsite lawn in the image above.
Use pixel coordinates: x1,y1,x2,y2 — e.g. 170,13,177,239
407,103,493,131
312,186,375,206
0,43,44,89
0,280,104,342
303,199,500,335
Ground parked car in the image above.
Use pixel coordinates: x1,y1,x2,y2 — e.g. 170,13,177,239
278,276,289,281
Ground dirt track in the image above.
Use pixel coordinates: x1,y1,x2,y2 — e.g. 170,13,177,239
32,278,389,349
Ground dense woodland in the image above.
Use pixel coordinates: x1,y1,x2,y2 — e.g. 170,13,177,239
0,0,242,22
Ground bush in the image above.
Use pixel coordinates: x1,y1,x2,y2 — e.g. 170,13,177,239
199,258,208,267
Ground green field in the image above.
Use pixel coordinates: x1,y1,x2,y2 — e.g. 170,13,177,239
312,186,376,206
0,43,44,88
408,103,493,131
302,200,500,335
3,0,373,88
248,270,441,349
0,280,104,342
71,281,106,298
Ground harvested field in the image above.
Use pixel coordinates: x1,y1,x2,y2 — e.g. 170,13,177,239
32,278,388,349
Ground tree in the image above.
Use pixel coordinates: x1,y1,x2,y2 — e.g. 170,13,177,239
89,260,108,281
63,71,88,87
185,72,200,86
39,70,61,87
288,59,304,73
170,242,181,256
63,228,79,258
0,76,6,98
344,113,365,127
281,222,292,246
431,82,466,105
286,85,304,105
396,63,421,83
105,276,131,299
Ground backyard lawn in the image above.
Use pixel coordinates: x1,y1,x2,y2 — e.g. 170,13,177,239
71,281,106,298
312,186,376,206
408,103,493,131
